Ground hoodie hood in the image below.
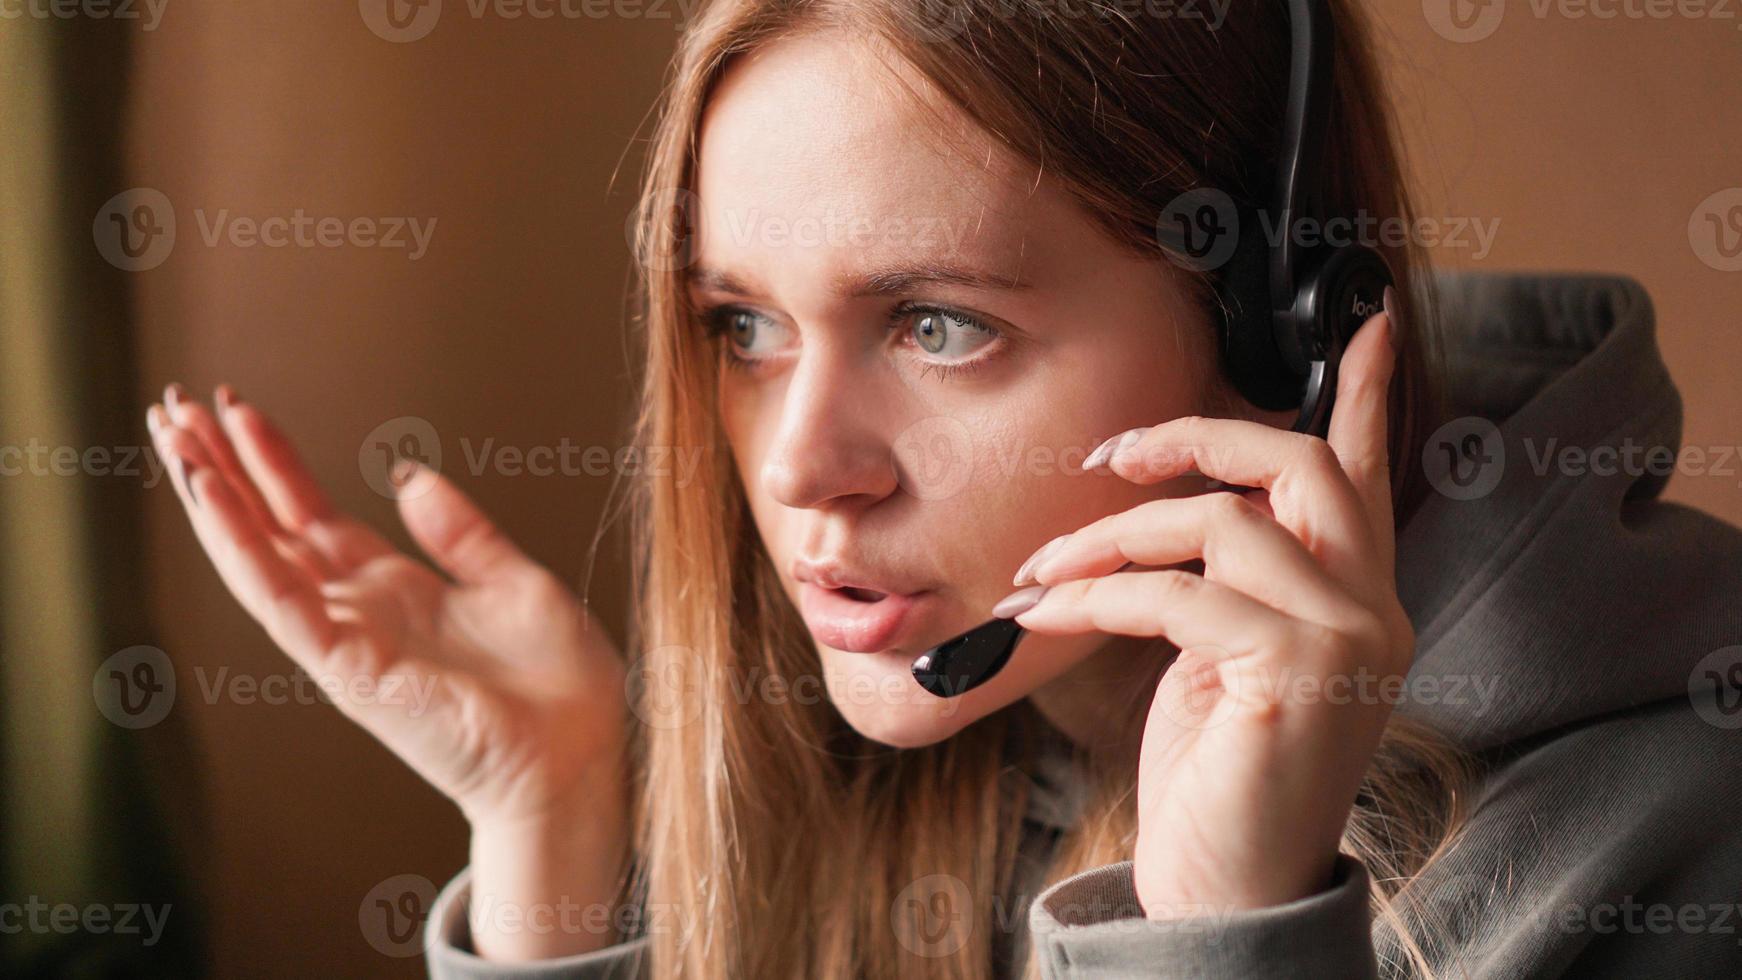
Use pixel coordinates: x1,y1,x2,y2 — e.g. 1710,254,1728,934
1395,271,1742,752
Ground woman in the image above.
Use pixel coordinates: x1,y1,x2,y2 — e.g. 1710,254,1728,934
145,0,1742,977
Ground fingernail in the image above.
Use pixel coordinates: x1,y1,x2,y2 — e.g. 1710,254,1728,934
164,382,188,424
391,457,418,490
993,584,1048,619
1082,432,1123,470
1014,534,1070,587
215,383,239,419
1082,426,1147,471
1383,286,1400,351
145,404,165,437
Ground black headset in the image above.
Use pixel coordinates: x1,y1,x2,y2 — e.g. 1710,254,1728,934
1215,0,1393,439
911,0,1390,699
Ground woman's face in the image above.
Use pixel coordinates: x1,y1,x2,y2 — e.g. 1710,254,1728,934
695,31,1225,748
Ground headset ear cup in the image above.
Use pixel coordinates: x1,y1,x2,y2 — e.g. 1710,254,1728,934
1287,244,1394,434
1218,213,1302,412
1303,245,1393,361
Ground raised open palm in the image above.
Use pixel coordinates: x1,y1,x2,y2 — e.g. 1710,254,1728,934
147,384,629,829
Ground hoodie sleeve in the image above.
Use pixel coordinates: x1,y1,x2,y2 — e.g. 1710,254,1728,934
1025,854,1376,979
425,867,649,980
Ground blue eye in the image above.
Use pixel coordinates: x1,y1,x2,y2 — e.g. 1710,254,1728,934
706,307,788,361
900,304,998,363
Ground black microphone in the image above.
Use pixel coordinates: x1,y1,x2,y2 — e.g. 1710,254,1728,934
909,616,1027,699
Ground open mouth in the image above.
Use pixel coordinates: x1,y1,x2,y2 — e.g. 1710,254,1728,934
797,582,924,652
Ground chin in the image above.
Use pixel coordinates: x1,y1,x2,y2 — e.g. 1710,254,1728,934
814,645,993,748
835,701,974,748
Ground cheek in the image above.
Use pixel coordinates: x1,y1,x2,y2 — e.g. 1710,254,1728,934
718,375,776,509
946,353,1204,570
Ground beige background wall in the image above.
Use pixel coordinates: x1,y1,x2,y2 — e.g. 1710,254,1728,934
125,3,1741,976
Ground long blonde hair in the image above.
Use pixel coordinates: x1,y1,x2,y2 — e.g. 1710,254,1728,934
618,2,1475,976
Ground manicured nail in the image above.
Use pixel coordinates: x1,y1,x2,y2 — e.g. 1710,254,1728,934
163,382,188,424
1082,433,1120,470
993,584,1048,619
1014,534,1070,586
391,458,419,490
145,404,166,437
1082,427,1148,471
1383,286,1400,350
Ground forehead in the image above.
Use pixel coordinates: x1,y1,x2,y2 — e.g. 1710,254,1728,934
692,31,1075,285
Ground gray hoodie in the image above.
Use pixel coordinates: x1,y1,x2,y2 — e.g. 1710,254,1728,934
424,272,1742,978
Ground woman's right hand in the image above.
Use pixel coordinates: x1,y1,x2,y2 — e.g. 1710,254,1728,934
148,383,633,958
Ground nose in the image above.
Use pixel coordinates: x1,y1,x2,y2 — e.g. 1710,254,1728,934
759,346,900,511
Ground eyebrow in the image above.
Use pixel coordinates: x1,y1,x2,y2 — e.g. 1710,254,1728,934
686,260,1031,298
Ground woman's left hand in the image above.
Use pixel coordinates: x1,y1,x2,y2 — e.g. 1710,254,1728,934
1006,305,1413,916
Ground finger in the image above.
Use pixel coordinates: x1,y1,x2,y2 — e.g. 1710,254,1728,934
215,386,336,532
1085,415,1377,591
395,462,537,586
1324,306,1398,568
215,386,395,571
1024,492,1359,627
152,407,338,582
1013,568,1297,661
150,415,339,662
163,382,282,536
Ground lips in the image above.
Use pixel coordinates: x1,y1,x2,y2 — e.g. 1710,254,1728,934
796,581,927,652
